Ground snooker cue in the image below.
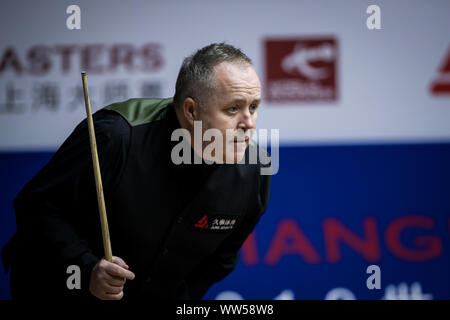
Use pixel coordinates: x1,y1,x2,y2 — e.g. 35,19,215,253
81,71,113,263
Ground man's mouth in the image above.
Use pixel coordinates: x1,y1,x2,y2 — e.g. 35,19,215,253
233,137,249,143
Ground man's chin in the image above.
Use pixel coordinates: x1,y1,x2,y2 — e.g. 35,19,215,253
223,149,247,164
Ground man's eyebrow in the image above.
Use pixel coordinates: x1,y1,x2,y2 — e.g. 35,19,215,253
227,97,261,105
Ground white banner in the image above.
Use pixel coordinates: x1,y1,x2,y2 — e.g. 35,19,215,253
1,0,449,150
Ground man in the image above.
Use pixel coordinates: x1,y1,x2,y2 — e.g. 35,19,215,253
2,43,271,300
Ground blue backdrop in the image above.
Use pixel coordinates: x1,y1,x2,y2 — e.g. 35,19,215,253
1,143,449,299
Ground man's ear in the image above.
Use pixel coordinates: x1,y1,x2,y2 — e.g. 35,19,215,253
182,97,199,126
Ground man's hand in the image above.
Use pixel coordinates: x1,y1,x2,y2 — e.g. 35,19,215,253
89,256,135,300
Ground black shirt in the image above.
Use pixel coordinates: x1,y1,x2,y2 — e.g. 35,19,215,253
3,98,271,300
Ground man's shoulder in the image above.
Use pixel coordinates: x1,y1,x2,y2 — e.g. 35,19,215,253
102,97,173,127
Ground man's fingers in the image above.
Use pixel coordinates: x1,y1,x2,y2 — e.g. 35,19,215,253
90,259,130,301
102,291,124,301
101,282,123,295
112,256,129,269
104,262,135,280
107,277,126,287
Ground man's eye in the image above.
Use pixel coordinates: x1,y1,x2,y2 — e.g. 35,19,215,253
250,104,258,112
229,106,239,113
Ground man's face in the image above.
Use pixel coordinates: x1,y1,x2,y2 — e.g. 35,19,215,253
197,62,261,163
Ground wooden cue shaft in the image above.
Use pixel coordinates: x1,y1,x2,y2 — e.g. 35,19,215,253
81,71,113,262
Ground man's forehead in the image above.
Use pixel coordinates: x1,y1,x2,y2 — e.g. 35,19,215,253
213,63,260,91
214,62,259,84
230,96,261,104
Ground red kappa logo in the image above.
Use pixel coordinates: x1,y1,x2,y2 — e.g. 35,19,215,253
194,215,209,229
430,47,450,95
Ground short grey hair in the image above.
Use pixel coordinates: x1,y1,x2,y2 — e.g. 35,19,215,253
173,42,253,109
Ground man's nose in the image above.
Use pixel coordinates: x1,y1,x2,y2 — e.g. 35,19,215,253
237,111,255,130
